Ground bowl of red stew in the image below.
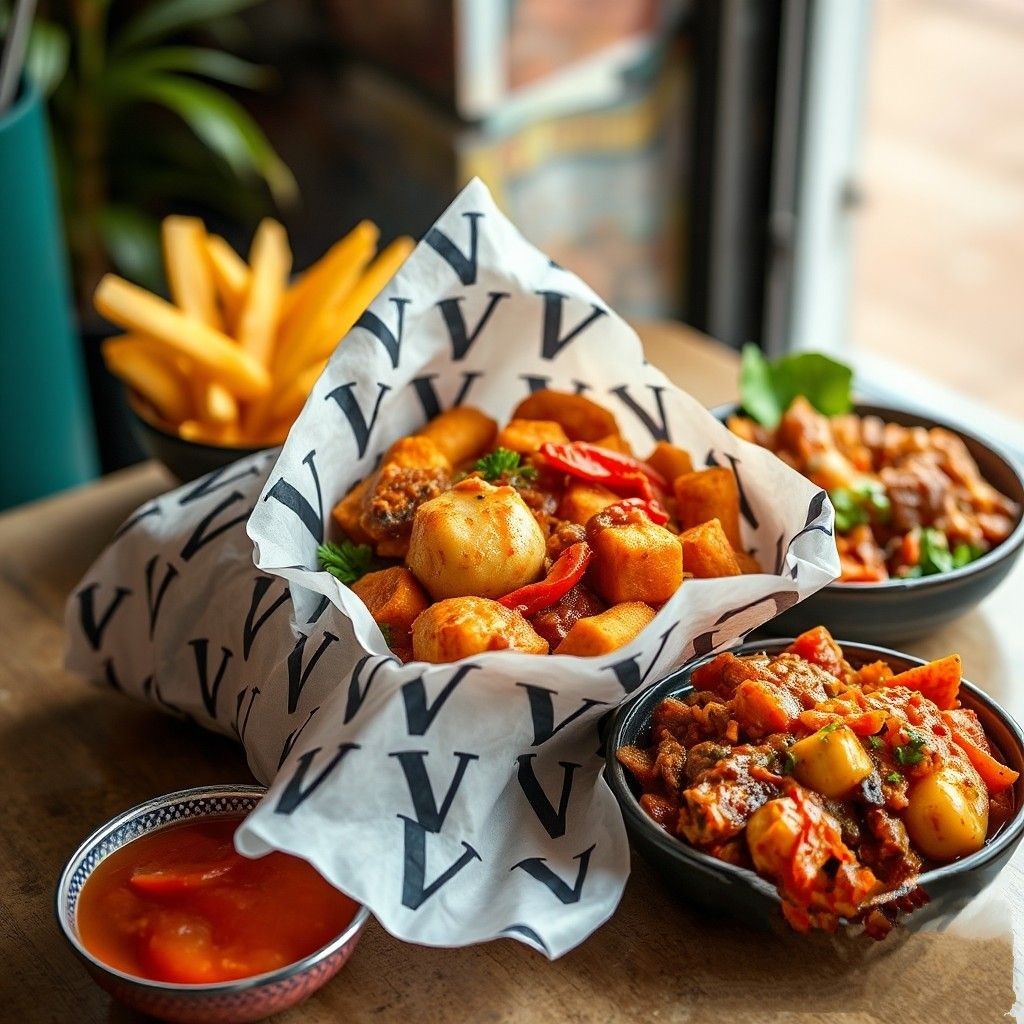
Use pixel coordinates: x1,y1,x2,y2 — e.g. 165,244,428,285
55,785,369,1024
606,629,1024,938
715,399,1024,642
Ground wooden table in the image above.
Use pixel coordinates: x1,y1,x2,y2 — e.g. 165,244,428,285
1,323,1018,1024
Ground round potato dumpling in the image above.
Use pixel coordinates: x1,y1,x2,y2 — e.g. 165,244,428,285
411,597,549,662
407,477,546,600
903,764,989,862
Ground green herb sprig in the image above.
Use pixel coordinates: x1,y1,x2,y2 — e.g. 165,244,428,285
829,481,891,533
474,447,538,488
894,729,927,767
739,345,854,429
317,541,373,585
904,528,984,578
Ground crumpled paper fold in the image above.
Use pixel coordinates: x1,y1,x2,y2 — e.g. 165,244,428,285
66,179,838,957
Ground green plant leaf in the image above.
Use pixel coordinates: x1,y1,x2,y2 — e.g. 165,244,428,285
98,205,165,293
122,74,297,204
25,19,70,96
103,47,270,94
739,344,781,428
739,344,853,428
113,0,266,54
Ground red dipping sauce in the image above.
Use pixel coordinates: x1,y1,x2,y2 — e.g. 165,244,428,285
76,815,358,985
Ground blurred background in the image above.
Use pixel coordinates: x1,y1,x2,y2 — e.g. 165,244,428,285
1,0,1021,507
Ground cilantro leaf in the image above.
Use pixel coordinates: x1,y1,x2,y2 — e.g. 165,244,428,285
740,344,854,428
868,734,884,750
317,540,373,585
829,481,891,533
781,750,797,775
886,771,902,785
894,729,927,767
474,447,537,487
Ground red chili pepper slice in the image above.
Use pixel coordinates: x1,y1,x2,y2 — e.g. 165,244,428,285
605,496,670,526
539,442,667,502
498,542,592,618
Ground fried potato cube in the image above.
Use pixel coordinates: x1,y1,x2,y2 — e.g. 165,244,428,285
558,481,620,526
555,602,656,656
679,518,742,578
673,467,742,549
411,596,548,662
331,477,372,544
495,418,569,454
590,519,683,604
512,389,618,442
417,406,496,464
645,441,694,483
733,550,763,574
593,433,633,456
351,567,429,648
382,435,451,473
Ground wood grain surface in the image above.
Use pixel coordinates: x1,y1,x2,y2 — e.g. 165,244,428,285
0,322,1017,1024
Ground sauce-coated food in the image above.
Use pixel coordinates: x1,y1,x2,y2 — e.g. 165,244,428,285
323,390,762,663
617,626,1019,937
77,816,359,984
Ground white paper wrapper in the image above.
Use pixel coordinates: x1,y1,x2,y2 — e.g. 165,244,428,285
66,179,839,958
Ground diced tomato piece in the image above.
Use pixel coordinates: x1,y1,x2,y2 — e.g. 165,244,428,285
883,655,962,710
130,862,234,895
952,730,1019,795
786,626,846,677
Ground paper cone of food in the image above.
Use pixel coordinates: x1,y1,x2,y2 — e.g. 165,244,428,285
66,179,838,957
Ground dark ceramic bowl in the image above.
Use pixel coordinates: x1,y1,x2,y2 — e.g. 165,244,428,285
55,785,370,1024
606,638,1024,935
128,397,266,483
713,402,1024,643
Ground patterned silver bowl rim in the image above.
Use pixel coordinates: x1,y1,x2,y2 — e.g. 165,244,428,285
54,783,371,994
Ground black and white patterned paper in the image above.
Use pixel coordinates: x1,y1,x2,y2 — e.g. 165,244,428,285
66,179,839,958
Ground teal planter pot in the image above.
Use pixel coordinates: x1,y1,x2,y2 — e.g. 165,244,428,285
0,79,98,509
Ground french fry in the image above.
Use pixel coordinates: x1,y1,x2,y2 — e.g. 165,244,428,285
162,216,240,427
178,419,242,446
237,218,292,366
273,223,379,380
206,234,251,329
279,219,379,328
102,336,192,424
94,274,272,399
316,236,416,362
267,359,327,423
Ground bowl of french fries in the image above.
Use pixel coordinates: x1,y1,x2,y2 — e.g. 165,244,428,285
94,214,414,481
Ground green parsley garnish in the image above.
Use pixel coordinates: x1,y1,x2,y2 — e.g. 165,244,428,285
868,734,884,750
474,447,538,487
781,750,797,775
886,771,902,785
818,722,843,740
739,345,853,429
828,481,891,533
317,540,373,585
904,528,985,578
894,729,927,767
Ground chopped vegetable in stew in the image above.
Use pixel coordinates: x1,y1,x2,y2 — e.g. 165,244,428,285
617,626,1019,938
728,396,1019,582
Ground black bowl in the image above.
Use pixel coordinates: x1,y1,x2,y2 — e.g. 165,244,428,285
606,638,1024,935
128,399,266,483
713,402,1024,643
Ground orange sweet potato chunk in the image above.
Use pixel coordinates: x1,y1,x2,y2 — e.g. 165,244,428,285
590,519,683,605
495,418,569,454
673,467,742,549
679,518,741,578
555,602,655,656
645,442,694,484
351,567,429,646
558,481,620,526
